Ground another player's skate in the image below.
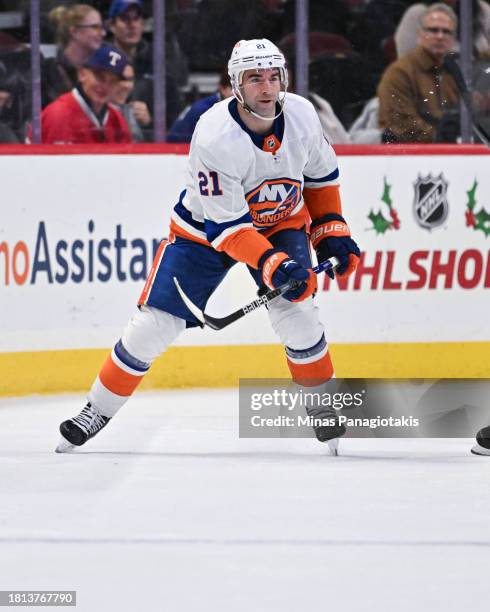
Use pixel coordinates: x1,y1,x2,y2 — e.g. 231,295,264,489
55,402,111,453
471,426,490,456
305,404,346,456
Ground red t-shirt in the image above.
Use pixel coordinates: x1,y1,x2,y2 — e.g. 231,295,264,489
39,89,132,144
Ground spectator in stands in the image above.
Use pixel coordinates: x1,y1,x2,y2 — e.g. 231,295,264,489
42,4,106,106
110,62,150,142
167,69,232,142
0,77,19,143
32,44,132,144
377,3,459,143
395,0,490,58
107,0,182,136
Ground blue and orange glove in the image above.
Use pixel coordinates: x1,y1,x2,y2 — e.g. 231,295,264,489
258,249,317,302
310,214,360,279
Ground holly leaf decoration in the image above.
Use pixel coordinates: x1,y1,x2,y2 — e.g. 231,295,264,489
368,210,392,234
381,176,393,209
474,207,490,236
466,179,478,211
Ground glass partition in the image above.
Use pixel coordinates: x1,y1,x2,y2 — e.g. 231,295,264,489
0,0,487,144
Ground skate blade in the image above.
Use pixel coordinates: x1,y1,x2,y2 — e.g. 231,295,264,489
326,438,340,456
55,437,76,453
471,443,490,456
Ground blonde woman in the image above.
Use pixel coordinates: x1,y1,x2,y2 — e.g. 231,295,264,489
42,4,105,106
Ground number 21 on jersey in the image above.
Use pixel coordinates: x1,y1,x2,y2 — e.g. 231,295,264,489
198,171,223,196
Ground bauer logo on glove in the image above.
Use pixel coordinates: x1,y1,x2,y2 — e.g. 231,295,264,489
310,213,360,279
310,221,350,243
258,248,317,302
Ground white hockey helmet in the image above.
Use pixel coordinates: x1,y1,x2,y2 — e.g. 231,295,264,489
228,38,288,119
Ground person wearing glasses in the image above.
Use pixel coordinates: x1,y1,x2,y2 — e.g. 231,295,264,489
42,4,106,107
395,0,490,59
377,3,459,143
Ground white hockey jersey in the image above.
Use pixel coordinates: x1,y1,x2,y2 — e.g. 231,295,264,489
170,93,340,252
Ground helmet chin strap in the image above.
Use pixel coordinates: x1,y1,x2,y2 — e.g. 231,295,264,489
234,87,286,121
241,101,285,121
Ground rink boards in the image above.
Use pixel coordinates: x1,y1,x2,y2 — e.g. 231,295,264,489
1,144,490,395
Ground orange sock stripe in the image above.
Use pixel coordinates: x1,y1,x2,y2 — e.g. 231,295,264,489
138,239,168,306
99,354,145,396
287,350,334,387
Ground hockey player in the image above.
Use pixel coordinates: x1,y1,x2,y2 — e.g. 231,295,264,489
56,39,360,453
471,426,490,456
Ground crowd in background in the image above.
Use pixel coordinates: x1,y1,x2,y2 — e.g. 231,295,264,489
0,0,489,144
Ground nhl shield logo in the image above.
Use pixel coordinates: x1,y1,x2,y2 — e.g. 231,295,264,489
413,173,449,230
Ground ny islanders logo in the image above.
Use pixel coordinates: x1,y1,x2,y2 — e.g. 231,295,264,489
246,178,301,228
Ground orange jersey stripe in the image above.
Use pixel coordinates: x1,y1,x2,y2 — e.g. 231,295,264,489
138,239,169,306
216,228,273,269
99,355,145,396
170,210,309,262
169,218,212,247
303,185,342,220
287,351,334,386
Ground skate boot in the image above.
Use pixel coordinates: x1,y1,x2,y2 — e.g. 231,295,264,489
471,426,490,456
306,404,346,456
55,402,111,453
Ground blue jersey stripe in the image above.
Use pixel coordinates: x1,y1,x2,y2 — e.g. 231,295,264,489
304,167,339,183
174,191,206,232
205,211,253,243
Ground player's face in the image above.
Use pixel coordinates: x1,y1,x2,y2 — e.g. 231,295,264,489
240,68,282,117
79,68,120,108
111,8,144,47
418,11,456,60
71,9,105,52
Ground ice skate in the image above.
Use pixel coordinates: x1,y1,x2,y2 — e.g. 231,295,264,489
55,402,111,453
305,404,346,455
471,426,490,456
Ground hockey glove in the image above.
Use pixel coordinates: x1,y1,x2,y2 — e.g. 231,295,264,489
310,213,360,279
258,249,317,302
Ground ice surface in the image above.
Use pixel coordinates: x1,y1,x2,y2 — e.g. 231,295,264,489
0,389,488,612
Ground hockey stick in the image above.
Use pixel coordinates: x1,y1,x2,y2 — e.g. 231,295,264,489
443,53,490,147
173,256,340,331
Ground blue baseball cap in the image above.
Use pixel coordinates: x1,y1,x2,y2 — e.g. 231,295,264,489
108,0,142,19
83,45,129,78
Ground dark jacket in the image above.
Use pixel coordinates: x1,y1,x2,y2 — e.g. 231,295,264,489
42,49,78,108
167,93,220,143
377,46,459,143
